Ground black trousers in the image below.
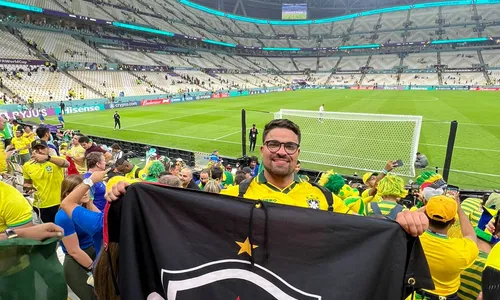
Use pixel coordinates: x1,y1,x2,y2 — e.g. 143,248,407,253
114,120,121,129
34,205,59,223
249,139,257,151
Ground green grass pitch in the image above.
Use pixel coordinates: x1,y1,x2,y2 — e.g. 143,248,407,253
36,90,500,189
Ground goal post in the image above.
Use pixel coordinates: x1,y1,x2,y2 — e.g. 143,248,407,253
274,109,423,177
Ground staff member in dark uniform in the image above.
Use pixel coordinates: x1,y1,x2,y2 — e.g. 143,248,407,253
249,124,258,152
113,111,121,130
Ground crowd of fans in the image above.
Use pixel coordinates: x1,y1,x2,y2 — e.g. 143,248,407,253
0,116,499,300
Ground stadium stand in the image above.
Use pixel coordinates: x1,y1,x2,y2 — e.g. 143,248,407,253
0,31,37,59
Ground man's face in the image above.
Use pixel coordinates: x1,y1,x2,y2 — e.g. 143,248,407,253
260,128,300,178
24,126,31,133
245,172,252,179
80,142,90,150
96,158,106,171
72,136,80,146
180,169,192,186
33,146,49,156
200,172,209,185
15,131,22,138
367,176,377,188
250,160,257,168
117,161,133,174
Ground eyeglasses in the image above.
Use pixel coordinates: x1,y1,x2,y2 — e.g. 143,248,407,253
264,140,300,155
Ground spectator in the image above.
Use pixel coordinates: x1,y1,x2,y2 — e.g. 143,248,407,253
23,140,69,223
110,143,123,164
365,174,408,218
179,167,199,190
115,157,146,180
36,126,59,156
417,195,479,299
295,159,309,181
78,136,111,161
144,161,165,182
158,174,182,187
242,167,252,179
249,124,258,152
55,175,97,300
67,134,86,174
195,168,209,189
0,118,7,173
23,125,35,144
8,128,31,165
84,152,107,211
234,172,246,185
204,180,221,193
168,162,180,177
0,181,33,231
1,116,13,147
481,243,500,300
249,156,259,177
209,165,224,187
0,222,62,241
415,152,429,169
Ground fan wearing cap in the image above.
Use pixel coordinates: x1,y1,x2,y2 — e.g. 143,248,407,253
7,127,31,165
416,195,479,299
361,160,397,202
22,140,69,223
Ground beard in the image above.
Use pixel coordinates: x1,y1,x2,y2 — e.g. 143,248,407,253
264,154,294,177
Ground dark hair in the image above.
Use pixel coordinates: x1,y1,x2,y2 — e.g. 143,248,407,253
86,152,105,169
111,143,121,150
417,152,421,155
210,166,223,180
35,126,50,139
428,217,453,230
115,157,128,166
78,135,90,144
250,156,258,163
234,173,246,185
200,168,209,175
235,170,244,176
262,119,301,143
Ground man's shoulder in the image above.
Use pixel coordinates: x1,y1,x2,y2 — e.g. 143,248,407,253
220,184,239,196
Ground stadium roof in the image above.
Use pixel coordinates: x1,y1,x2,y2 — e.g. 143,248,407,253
188,0,448,20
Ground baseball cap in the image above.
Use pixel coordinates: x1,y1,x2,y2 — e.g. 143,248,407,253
362,172,378,184
242,167,252,174
425,195,458,222
31,140,48,148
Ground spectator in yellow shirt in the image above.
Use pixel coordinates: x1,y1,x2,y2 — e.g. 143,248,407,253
8,128,31,165
416,195,479,299
0,181,33,232
23,125,35,144
67,134,86,174
0,118,7,173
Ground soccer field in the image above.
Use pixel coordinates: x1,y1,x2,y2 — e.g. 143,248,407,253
37,90,500,189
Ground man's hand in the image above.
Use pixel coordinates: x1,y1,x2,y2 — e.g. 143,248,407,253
105,181,130,202
89,168,111,184
385,160,396,172
31,152,48,163
395,211,429,237
17,223,63,240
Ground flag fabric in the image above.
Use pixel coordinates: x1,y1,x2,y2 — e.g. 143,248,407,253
0,237,67,300
117,183,432,300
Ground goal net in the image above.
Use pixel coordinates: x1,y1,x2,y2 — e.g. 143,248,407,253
274,109,422,177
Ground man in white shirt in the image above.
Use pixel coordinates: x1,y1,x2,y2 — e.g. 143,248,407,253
319,104,324,123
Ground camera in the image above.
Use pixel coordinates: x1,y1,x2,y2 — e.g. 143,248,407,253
236,156,252,168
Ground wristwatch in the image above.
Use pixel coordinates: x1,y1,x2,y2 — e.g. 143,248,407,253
4,228,18,239
46,155,51,162
83,178,94,188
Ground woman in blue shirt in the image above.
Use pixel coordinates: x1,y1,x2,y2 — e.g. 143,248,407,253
83,152,108,211
55,175,99,300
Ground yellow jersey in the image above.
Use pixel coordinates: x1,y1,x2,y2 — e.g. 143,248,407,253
419,230,479,296
23,132,35,144
22,157,65,208
361,188,382,203
0,133,6,173
69,145,86,174
221,172,350,213
11,136,31,155
0,181,33,232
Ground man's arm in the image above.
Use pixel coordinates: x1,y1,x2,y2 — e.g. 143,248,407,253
0,223,63,241
456,194,477,242
368,161,396,196
62,234,93,269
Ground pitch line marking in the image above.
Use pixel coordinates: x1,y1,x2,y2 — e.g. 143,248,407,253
123,109,224,129
214,130,241,141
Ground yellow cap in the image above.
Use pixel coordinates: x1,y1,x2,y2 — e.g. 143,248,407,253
363,172,378,184
485,242,500,270
426,195,458,222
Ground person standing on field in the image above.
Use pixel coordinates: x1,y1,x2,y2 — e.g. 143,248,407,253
113,111,121,130
319,104,324,123
249,124,258,152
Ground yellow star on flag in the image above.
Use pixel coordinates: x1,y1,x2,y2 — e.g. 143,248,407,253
235,237,258,256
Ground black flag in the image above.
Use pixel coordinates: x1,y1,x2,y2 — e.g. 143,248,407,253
117,183,432,300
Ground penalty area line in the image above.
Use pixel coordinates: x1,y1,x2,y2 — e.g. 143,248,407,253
214,130,241,141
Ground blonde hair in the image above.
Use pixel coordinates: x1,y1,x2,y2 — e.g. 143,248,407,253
203,180,221,194
377,174,408,198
